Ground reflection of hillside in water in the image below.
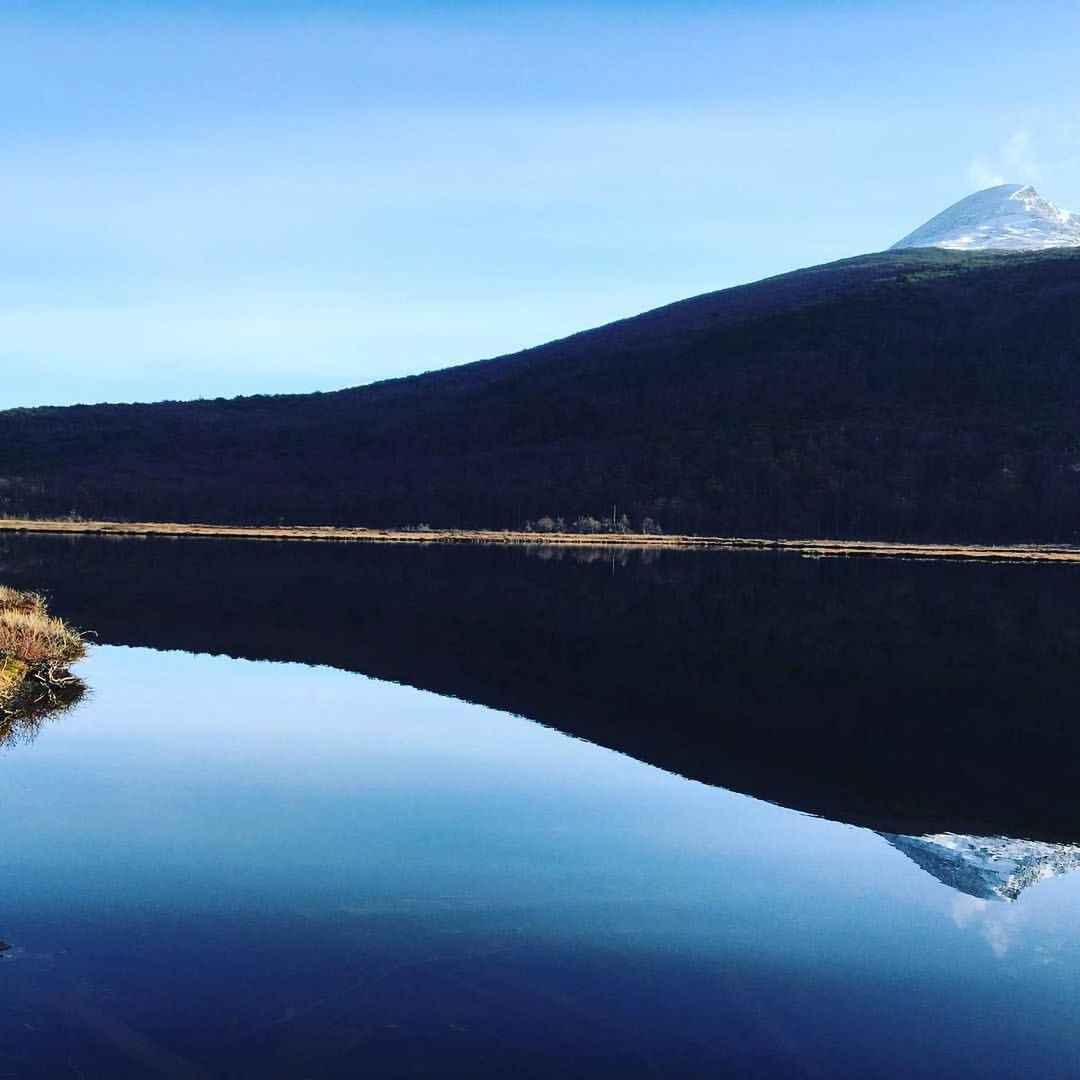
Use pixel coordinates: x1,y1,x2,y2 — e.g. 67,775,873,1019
881,833,1080,901
5,533,1080,843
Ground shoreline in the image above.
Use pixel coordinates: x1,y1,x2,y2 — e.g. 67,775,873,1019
0,586,86,722
2,517,1080,563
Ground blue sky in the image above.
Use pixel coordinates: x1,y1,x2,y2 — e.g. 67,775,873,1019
7,0,1080,408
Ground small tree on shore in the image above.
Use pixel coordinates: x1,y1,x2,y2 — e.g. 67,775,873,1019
573,515,604,533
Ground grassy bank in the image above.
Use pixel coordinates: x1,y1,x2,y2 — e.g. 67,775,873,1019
4,517,1080,563
0,586,87,724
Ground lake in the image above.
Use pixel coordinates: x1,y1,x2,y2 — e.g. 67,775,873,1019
3,535,1080,1077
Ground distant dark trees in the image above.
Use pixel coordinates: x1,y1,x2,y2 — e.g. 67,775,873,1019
7,247,1080,543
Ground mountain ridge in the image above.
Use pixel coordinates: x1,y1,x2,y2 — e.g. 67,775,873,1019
6,246,1080,543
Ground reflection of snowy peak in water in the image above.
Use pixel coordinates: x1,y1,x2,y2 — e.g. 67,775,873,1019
881,832,1080,901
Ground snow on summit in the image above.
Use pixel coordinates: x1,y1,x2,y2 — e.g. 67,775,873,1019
892,184,1080,251
880,832,1080,901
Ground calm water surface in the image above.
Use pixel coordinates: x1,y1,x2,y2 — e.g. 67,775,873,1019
3,538,1080,1077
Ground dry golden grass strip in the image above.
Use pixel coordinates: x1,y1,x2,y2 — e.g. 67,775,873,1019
4,516,1080,563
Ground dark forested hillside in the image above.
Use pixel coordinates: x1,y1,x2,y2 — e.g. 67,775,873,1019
7,247,1080,542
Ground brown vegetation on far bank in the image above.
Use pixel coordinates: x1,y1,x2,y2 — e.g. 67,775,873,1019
4,517,1080,564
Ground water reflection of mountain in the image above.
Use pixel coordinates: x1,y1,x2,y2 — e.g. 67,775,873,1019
5,533,1080,842
881,833,1080,901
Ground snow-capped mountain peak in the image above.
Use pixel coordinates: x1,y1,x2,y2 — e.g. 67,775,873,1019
892,184,1080,252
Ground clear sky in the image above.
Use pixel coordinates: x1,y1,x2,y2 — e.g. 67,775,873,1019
7,0,1080,408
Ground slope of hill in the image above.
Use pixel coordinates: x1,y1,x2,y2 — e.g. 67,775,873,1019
6,246,1080,542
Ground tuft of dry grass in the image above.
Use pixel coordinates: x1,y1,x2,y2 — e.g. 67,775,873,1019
0,587,85,665
0,588,87,725
0,608,87,664
0,585,46,616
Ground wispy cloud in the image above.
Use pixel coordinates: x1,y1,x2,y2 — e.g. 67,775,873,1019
951,895,1021,958
968,157,1006,189
969,129,1041,189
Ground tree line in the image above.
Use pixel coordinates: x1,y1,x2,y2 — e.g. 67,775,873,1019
6,248,1080,543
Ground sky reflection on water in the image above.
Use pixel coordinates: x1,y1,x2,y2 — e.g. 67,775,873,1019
4,644,1080,1078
